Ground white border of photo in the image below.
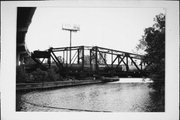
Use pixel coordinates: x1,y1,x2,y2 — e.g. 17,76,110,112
1,1,179,120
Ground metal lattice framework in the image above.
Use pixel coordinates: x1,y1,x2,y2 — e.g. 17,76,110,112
31,46,148,77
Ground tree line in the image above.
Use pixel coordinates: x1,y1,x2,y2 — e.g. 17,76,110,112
136,13,165,93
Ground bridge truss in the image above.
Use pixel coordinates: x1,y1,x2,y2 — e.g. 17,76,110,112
31,46,148,78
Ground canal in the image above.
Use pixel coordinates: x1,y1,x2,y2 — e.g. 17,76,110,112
16,78,164,112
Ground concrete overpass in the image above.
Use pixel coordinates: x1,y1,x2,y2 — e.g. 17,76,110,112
16,7,36,65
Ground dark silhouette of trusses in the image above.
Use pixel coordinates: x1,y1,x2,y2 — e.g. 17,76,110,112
31,46,148,78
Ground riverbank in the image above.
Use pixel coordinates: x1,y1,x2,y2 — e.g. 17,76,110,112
16,77,152,91
16,79,104,91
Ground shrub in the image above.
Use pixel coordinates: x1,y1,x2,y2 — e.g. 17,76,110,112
30,68,47,82
16,65,63,83
16,66,28,83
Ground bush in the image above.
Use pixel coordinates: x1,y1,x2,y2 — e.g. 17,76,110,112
16,65,62,83
46,67,61,81
16,66,28,83
30,68,47,82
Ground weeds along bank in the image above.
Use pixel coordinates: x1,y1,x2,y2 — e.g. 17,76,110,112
16,65,62,83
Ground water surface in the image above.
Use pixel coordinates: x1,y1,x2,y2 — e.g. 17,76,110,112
16,79,164,112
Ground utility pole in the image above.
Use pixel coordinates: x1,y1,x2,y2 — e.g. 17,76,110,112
62,24,80,65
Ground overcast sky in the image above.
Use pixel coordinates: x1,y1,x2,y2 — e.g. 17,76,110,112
25,7,165,53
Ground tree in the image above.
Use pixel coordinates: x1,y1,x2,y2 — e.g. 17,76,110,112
136,13,165,111
136,13,165,92
134,35,147,55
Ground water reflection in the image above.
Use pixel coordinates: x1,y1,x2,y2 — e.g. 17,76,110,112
16,80,164,112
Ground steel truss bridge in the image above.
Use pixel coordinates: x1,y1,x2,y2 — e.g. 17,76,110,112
31,46,148,78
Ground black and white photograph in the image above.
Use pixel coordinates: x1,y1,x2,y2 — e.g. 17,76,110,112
1,1,179,120
16,6,166,112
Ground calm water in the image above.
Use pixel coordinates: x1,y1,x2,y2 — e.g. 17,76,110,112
16,79,164,112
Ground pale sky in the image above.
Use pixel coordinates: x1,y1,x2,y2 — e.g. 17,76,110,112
25,7,165,53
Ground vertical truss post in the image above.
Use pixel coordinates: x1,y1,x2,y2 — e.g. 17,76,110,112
48,57,51,68
90,49,92,71
66,48,68,67
81,46,84,71
63,51,65,63
118,55,120,64
111,51,113,68
48,49,51,68
95,46,99,73
140,62,142,70
77,49,80,64
126,53,129,71
69,31,72,65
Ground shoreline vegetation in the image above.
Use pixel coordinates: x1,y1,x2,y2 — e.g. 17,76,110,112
134,13,165,112
16,65,150,91
16,66,119,91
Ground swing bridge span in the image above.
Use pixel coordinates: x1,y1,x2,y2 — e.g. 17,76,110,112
30,45,148,78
